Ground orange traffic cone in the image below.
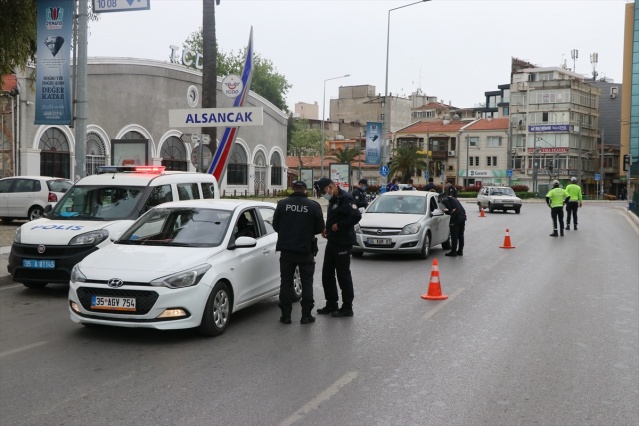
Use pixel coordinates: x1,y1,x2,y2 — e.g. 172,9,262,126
421,258,448,300
479,207,486,217
499,228,516,249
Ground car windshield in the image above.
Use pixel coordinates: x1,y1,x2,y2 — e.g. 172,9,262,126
50,185,145,221
367,195,426,215
117,207,231,247
492,188,515,196
47,179,72,193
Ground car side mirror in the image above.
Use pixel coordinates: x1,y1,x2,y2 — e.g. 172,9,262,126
431,209,444,217
228,236,257,250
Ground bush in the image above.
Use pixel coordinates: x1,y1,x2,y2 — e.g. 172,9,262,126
511,185,529,192
462,185,481,193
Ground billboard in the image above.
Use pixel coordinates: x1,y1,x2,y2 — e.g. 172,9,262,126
35,0,74,125
365,122,382,164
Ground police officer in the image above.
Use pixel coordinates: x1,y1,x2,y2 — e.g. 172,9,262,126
351,178,369,211
314,178,361,317
445,181,458,198
439,193,467,256
545,180,570,237
273,180,325,324
564,176,583,230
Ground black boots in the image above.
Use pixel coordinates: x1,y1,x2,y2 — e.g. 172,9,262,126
549,231,558,237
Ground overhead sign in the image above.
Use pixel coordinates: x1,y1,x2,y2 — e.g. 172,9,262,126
168,107,264,128
527,147,569,154
92,0,150,13
528,124,570,132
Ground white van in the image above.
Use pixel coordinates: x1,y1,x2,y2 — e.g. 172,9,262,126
8,166,219,289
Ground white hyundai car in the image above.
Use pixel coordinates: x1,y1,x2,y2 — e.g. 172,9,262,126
352,191,451,259
68,199,301,336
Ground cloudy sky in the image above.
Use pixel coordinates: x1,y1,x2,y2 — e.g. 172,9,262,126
87,0,628,115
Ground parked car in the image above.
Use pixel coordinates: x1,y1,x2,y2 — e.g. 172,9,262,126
477,186,522,214
68,199,299,336
351,191,451,259
0,176,72,222
9,166,219,289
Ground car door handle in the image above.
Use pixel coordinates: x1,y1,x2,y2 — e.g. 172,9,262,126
262,249,270,254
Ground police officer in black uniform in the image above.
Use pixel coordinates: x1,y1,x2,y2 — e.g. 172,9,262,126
273,180,325,324
351,178,369,211
314,178,362,317
439,193,467,257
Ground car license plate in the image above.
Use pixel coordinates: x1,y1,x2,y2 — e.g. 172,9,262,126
368,238,391,245
504,204,513,207
23,259,55,269
91,296,136,312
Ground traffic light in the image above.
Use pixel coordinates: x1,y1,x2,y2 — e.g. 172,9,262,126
623,154,631,172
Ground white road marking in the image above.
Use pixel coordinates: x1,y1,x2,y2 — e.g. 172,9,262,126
0,341,47,358
279,371,358,426
619,211,639,235
0,284,22,291
421,287,465,321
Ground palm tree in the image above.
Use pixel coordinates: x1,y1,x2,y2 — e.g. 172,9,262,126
389,146,429,183
202,0,220,151
333,147,360,164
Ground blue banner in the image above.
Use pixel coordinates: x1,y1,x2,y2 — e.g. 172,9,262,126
528,124,569,132
35,0,73,125
365,122,382,165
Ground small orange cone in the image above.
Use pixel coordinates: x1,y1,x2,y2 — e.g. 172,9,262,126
499,228,516,249
421,258,448,300
479,207,486,217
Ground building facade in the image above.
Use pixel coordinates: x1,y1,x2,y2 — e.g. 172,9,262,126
4,58,288,194
294,101,319,120
621,2,639,187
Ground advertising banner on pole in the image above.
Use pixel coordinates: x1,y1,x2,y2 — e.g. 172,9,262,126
35,0,74,125
365,122,382,164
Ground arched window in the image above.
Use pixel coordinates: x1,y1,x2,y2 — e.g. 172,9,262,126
270,152,282,186
86,132,106,175
254,151,267,194
39,127,70,178
161,136,187,171
122,131,145,140
227,144,248,185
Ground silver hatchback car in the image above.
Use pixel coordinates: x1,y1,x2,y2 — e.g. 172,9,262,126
352,191,451,259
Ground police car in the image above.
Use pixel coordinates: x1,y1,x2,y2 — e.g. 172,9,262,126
8,166,219,289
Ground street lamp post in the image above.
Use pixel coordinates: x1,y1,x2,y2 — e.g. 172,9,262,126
321,74,350,177
383,0,430,167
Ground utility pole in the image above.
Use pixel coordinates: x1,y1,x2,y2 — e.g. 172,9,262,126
599,128,604,199
73,0,88,181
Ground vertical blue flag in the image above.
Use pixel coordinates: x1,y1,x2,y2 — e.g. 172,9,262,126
365,122,382,164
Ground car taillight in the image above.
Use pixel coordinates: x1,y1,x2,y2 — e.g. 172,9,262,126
48,192,57,202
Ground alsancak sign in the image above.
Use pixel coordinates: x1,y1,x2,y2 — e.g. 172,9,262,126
168,107,263,128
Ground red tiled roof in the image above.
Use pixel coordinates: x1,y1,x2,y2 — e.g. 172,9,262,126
1,75,17,92
286,156,379,169
396,120,467,134
464,117,509,131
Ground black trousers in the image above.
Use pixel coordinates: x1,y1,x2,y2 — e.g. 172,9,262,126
566,201,579,225
450,220,465,252
551,206,565,231
279,251,315,317
321,244,354,309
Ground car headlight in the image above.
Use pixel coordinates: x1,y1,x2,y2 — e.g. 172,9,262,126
150,264,212,289
400,223,421,235
13,228,21,243
69,229,109,246
70,264,87,283
354,224,362,234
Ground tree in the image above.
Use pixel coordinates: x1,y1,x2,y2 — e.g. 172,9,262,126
184,29,291,111
0,0,37,84
333,147,360,164
288,119,322,172
389,146,429,183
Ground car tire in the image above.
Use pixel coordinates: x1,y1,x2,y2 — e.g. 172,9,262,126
515,207,521,214
0,217,14,223
292,266,302,303
419,232,431,260
351,251,363,258
488,202,494,213
22,282,48,289
441,231,452,250
198,281,232,337
28,206,44,221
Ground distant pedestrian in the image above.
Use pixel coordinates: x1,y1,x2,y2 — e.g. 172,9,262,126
620,187,627,201
546,180,570,237
402,178,417,191
423,177,436,192
439,193,466,256
273,181,325,325
351,178,369,212
445,181,458,198
564,177,583,230
386,178,399,192
314,178,361,318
